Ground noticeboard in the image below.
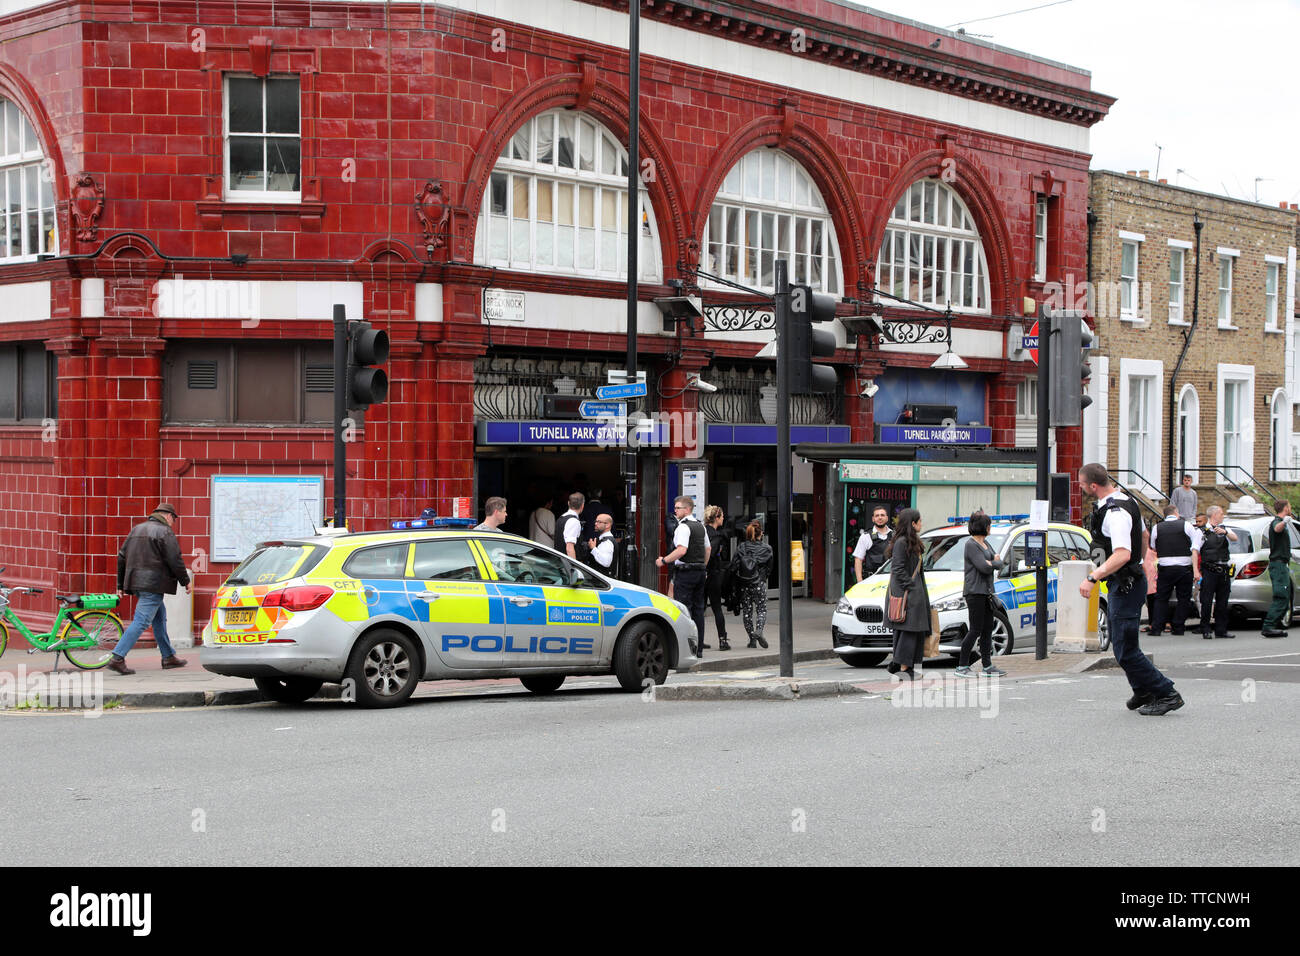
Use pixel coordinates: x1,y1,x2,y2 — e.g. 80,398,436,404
211,475,324,564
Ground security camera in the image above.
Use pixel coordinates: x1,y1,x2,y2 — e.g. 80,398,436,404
687,374,718,393
860,378,879,399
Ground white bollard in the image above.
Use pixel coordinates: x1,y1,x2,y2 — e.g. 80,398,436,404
1054,560,1097,653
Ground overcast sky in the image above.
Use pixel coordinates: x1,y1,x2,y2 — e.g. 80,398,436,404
855,0,1300,210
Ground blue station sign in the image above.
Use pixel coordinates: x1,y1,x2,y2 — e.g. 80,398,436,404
578,400,627,419
880,424,992,445
478,420,669,446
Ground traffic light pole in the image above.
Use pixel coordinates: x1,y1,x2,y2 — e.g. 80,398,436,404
775,260,794,678
332,303,348,528
1035,309,1051,660
623,0,640,585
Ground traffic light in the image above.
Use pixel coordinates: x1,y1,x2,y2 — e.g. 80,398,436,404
1048,310,1092,427
787,284,839,394
347,321,390,408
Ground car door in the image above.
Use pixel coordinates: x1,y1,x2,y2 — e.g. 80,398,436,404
406,537,505,670
475,538,604,668
1000,532,1041,642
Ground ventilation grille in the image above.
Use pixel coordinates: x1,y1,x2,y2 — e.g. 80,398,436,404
305,365,334,392
187,360,218,389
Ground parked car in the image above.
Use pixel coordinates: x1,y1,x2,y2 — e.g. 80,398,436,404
831,518,1110,667
1217,497,1300,627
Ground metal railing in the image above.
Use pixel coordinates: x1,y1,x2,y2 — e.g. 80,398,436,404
1109,471,1165,524
1200,465,1278,505
697,364,841,425
473,353,655,421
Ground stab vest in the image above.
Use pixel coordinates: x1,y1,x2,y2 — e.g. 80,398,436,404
1094,494,1144,578
1200,527,1231,565
681,518,707,566
554,513,580,551
864,530,893,573
1153,518,1191,558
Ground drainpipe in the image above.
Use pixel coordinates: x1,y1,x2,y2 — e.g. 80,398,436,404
1168,213,1203,491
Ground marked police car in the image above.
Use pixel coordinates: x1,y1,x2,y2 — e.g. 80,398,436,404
200,520,698,707
831,516,1109,666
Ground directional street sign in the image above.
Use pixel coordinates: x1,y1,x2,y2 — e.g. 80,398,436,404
579,400,626,419
595,382,648,400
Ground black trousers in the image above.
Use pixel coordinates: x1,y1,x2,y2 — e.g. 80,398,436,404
960,593,994,667
1199,565,1231,636
1153,565,1194,634
705,568,727,640
673,566,708,650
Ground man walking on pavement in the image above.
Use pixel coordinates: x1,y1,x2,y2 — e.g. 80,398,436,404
1170,473,1198,521
1149,503,1202,636
1261,499,1293,638
110,503,192,675
852,505,894,583
1078,464,1184,716
656,496,710,656
1196,505,1237,640
475,496,508,532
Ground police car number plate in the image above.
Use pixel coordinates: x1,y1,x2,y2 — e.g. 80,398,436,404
862,623,891,635
224,608,256,626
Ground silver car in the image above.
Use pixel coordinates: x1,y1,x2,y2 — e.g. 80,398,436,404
1213,499,1300,627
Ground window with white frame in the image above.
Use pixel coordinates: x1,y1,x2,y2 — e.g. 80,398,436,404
876,179,989,312
1033,197,1048,281
475,110,661,282
1120,357,1163,495
1168,247,1186,323
702,149,840,294
1223,380,1243,472
1119,238,1140,319
1217,250,1238,327
1265,261,1281,330
1271,390,1287,479
0,97,56,259
225,76,300,199
1177,384,1199,481
1016,377,1037,417
1127,376,1153,479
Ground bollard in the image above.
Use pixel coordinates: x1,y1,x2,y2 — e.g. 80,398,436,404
1054,560,1096,653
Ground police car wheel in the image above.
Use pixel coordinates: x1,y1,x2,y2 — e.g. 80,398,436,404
614,620,670,691
991,610,1013,656
348,629,419,708
1098,603,1111,651
520,675,565,695
843,653,887,668
254,676,323,704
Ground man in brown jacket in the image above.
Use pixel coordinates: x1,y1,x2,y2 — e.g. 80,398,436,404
109,503,192,675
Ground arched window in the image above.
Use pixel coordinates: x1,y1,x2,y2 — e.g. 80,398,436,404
1271,389,1289,481
0,97,56,260
701,149,842,294
474,109,661,282
876,179,990,312
1177,383,1200,483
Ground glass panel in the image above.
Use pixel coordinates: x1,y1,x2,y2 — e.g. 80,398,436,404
893,194,906,220
761,150,776,201
744,210,758,282
265,78,299,133
909,182,923,221
725,206,739,276
745,153,761,197
227,136,265,191
343,544,410,579
601,189,617,230
892,232,905,297
511,177,530,261
578,186,594,227
777,214,790,259
227,77,263,133
511,124,530,161
266,139,299,190
777,155,792,203
578,121,594,172
41,207,54,255
412,540,481,581
602,135,618,175
536,115,554,165
0,346,14,418
922,235,934,303
923,181,936,223
558,113,575,168
3,101,17,156
810,220,824,288
557,223,574,267
557,182,574,225
601,229,615,273
724,164,741,196
934,237,947,305
936,187,949,227
535,180,553,223
481,541,569,586
511,176,530,219
490,173,508,215
19,343,45,419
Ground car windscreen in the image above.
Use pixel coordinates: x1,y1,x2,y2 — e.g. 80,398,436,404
225,544,324,585
923,533,1007,572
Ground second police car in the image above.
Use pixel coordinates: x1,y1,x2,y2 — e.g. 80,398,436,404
832,515,1110,666
200,520,698,707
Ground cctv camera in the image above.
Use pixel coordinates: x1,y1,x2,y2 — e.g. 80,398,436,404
861,378,879,399
688,374,718,394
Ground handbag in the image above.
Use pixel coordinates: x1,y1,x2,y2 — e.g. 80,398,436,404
924,609,941,657
886,554,921,624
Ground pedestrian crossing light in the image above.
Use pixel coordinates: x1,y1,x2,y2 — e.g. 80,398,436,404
348,321,390,408
788,284,839,394
1048,310,1092,427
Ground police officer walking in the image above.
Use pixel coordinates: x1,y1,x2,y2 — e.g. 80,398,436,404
1148,503,1202,636
1078,464,1184,716
1261,499,1293,638
1196,505,1237,639
852,505,894,583
655,496,710,656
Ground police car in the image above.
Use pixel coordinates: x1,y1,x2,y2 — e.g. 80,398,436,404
831,516,1110,666
200,521,698,707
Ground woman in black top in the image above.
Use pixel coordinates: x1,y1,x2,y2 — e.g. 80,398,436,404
703,505,730,651
956,511,1006,677
887,508,931,679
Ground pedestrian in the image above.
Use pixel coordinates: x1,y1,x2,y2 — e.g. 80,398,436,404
731,520,773,648
529,494,555,546
1077,464,1184,715
109,503,192,675
1194,513,1207,530
656,495,710,655
586,512,617,575
475,496,508,532
703,505,730,651
1196,505,1238,640
1170,473,1198,520
1149,504,1202,636
954,510,1007,678
1261,499,1292,638
554,492,586,560
886,507,931,680
852,504,894,583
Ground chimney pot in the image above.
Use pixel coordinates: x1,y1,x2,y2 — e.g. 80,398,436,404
1281,202,1289,209
1126,170,1137,176
1159,178,1167,184
1139,170,1150,179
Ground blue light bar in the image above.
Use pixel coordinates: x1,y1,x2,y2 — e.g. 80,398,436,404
946,513,1031,524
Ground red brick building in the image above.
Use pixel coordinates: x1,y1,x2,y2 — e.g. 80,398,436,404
0,0,1112,637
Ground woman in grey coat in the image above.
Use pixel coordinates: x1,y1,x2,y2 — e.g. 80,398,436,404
887,508,930,679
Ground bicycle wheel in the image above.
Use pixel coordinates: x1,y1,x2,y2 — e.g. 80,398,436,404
61,610,124,669
0,620,8,660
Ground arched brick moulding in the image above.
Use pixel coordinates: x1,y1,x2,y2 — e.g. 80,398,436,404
459,73,689,277
868,149,1016,317
0,61,71,253
689,116,871,292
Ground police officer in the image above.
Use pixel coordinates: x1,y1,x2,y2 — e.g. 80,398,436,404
656,495,710,656
852,505,894,583
1078,463,1183,716
554,492,585,560
1148,503,1202,636
1261,499,1293,638
587,513,616,574
1196,505,1237,639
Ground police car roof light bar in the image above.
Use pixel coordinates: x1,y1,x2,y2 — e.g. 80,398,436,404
945,513,1031,524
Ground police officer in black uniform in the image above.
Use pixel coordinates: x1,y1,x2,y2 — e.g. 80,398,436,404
656,495,710,656
1196,505,1237,639
1149,504,1202,636
852,505,894,583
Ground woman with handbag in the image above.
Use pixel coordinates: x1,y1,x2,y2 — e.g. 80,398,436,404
703,505,730,651
954,511,1007,677
731,520,774,648
886,508,931,679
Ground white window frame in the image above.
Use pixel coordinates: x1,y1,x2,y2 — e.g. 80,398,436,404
1217,247,1239,329
223,74,301,203
1168,238,1191,325
1033,196,1048,281
1118,357,1163,499
702,148,842,295
474,109,663,283
876,178,991,313
1216,362,1255,484
0,96,58,261
1271,388,1289,481
1119,231,1144,322
1265,256,1286,332
1016,376,1037,417
1175,382,1199,485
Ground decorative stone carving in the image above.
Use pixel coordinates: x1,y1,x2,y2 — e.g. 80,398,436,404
71,173,105,242
415,180,452,255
